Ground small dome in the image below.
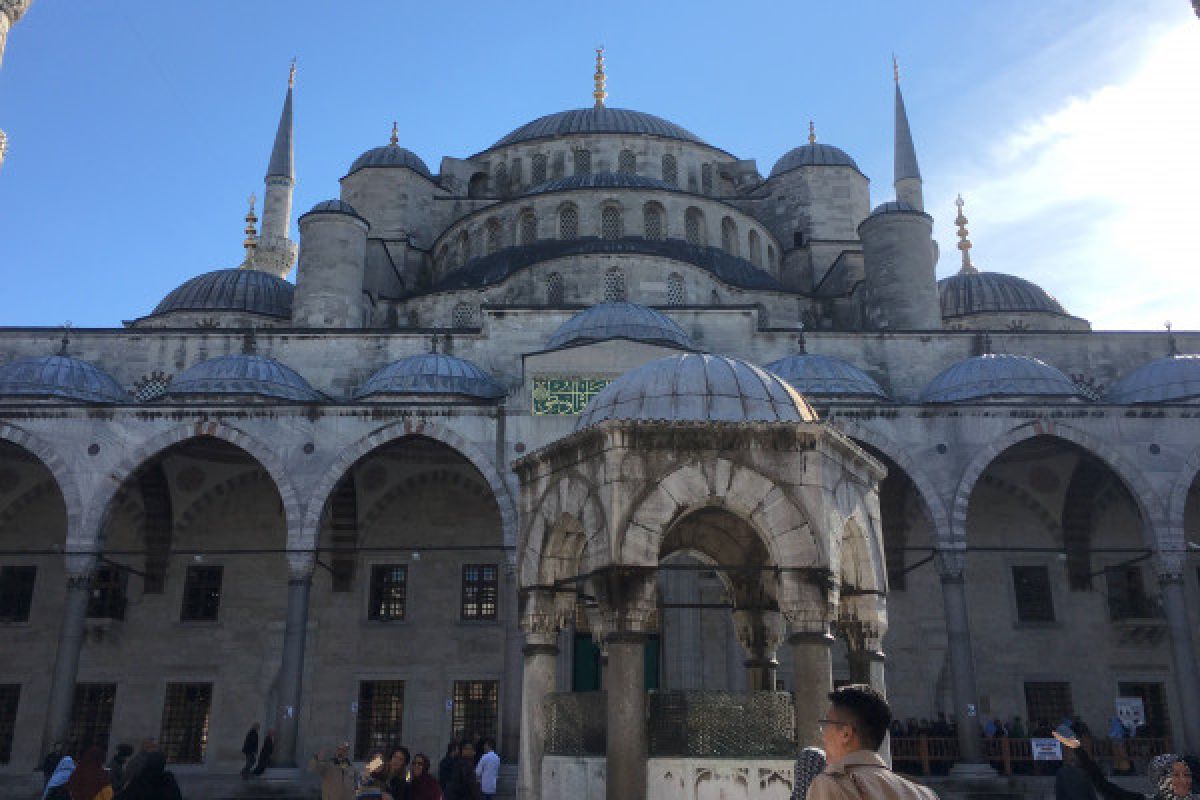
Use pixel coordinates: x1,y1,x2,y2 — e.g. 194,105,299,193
0,355,129,403
939,271,1068,319
770,143,860,178
357,354,506,400
867,200,924,218
151,268,294,319
764,354,888,400
304,199,363,218
167,355,323,402
488,108,707,150
525,173,677,195
348,144,433,179
547,303,694,351
921,354,1083,403
1107,355,1200,404
578,353,817,429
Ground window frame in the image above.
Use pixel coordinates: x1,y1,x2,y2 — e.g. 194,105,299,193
159,682,213,764
87,566,127,621
179,564,224,623
0,565,36,622
460,563,499,622
451,679,499,744
1011,564,1056,624
0,684,18,764
354,680,405,761
368,564,409,622
66,682,117,757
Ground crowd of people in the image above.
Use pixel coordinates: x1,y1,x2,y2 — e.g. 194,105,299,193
308,736,500,800
39,738,181,800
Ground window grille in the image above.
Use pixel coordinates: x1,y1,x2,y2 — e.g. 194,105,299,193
643,204,664,240
180,566,222,621
721,217,738,255
461,564,498,620
546,272,565,305
601,206,622,240
1105,565,1162,620
133,373,171,402
701,163,713,194
519,212,538,245
355,681,405,760
1024,682,1074,727
662,154,678,186
559,205,579,239
493,162,507,195
452,303,476,328
531,153,548,185
1011,566,1055,622
667,274,685,306
160,683,212,764
685,208,704,246
603,269,626,302
485,219,502,254
618,149,636,175
452,680,499,743
67,683,116,756
510,158,522,188
369,565,407,621
748,230,762,266
0,685,18,763
87,567,126,620
573,149,591,175
0,566,35,622
458,231,471,264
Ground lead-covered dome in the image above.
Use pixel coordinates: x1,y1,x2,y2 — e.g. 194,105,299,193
921,354,1083,403
347,144,433,179
547,303,694,351
577,353,817,428
150,268,294,319
764,353,888,400
166,355,323,402
770,143,860,178
1107,355,1200,404
356,354,506,400
0,355,130,403
488,108,707,150
938,272,1068,319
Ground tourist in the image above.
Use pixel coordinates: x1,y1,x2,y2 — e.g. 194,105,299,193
1010,716,1027,739
309,742,356,800
1055,745,1099,800
240,722,260,779
931,712,952,738
355,751,393,800
41,742,66,786
437,742,459,792
475,738,499,800
66,746,111,800
793,747,827,800
808,684,938,800
42,756,75,800
386,745,411,800
121,739,158,789
409,754,442,800
1054,731,1198,800
253,729,276,775
107,744,134,792
112,752,181,800
443,740,481,800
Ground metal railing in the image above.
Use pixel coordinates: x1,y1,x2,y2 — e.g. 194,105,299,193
890,737,1173,777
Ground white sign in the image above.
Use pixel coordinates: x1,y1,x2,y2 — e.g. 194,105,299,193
966,704,977,717
1031,738,1063,761
1116,697,1145,730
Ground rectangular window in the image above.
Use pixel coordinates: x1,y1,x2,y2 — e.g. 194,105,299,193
160,683,213,763
86,567,126,620
1118,682,1171,739
355,681,404,760
452,680,498,743
0,684,18,764
0,566,36,622
180,566,223,621
1024,681,1074,728
1106,565,1162,620
368,565,407,621
67,683,116,756
461,564,498,621
1012,566,1055,622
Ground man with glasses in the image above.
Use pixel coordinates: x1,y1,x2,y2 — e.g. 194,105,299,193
809,684,939,800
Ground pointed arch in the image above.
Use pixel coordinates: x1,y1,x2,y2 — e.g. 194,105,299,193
520,469,608,589
0,422,82,535
1167,443,1200,548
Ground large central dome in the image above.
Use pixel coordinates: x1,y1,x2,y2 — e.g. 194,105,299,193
487,108,708,150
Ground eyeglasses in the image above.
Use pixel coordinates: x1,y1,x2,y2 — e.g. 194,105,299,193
817,719,853,731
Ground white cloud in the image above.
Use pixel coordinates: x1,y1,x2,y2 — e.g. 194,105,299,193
931,21,1200,330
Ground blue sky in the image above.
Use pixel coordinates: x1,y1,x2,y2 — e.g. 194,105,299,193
0,0,1196,329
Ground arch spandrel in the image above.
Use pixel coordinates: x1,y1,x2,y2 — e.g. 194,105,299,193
0,422,84,544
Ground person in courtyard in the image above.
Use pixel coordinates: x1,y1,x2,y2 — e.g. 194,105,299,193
793,747,827,800
808,684,939,800
408,754,442,800
1054,732,1198,800
474,738,499,800
41,742,66,786
121,739,158,790
66,746,112,800
253,729,275,775
107,744,134,792
42,756,75,800
355,751,393,800
386,745,411,800
112,752,181,800
443,740,481,800
437,742,459,792
309,742,356,800
1056,744,1099,800
240,722,260,779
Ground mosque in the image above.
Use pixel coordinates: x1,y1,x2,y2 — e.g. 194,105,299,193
1,7,1199,798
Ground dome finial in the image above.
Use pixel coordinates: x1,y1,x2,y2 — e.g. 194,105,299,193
593,46,607,109
59,322,72,356
955,193,977,275
243,193,259,258
389,120,399,146
808,120,817,144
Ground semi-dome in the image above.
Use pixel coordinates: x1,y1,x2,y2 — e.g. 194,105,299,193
488,108,707,150
525,172,677,196
0,355,130,403
1107,355,1200,404
347,144,433,179
151,268,294,319
356,354,506,400
939,271,1067,319
166,355,323,402
921,354,1083,403
764,353,888,399
577,353,817,428
546,302,694,351
770,143,860,178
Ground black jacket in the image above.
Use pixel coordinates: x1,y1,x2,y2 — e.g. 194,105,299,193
242,729,259,756
443,757,481,800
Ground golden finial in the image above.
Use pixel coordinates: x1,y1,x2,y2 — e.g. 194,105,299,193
288,59,297,89
808,121,817,144
955,193,977,274
593,47,607,109
892,54,900,84
243,193,258,255
390,121,399,146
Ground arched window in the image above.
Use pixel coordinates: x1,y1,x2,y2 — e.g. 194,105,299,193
468,173,488,198
559,204,579,239
510,159,523,188
518,210,538,245
685,207,706,246
546,272,564,305
767,245,776,271
493,162,508,195
603,268,626,302
485,218,502,254
667,273,685,306
748,230,762,267
436,244,448,270
531,153,548,185
452,303,476,328
643,203,664,240
573,148,591,175
601,205,622,240
661,154,678,186
618,149,636,175
721,217,738,255
701,163,713,195
458,230,471,264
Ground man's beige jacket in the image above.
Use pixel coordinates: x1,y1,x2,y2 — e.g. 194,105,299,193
807,750,939,800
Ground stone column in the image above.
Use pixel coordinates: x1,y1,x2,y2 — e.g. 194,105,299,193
733,609,784,691
501,563,524,765
517,630,559,800
42,567,93,752
274,570,313,767
789,628,834,749
1158,561,1200,753
936,551,989,772
605,632,647,800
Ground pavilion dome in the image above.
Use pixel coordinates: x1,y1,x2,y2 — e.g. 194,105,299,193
938,271,1068,320
347,144,433,179
546,302,694,351
356,354,506,400
920,354,1084,403
764,353,888,400
166,355,323,402
577,353,817,429
1107,355,1200,404
0,355,130,403
150,268,294,320
769,142,860,178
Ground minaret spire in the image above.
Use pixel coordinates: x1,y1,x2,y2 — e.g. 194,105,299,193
242,193,259,261
954,194,978,275
808,120,817,144
593,47,607,108
266,60,296,182
249,61,299,278
892,55,924,210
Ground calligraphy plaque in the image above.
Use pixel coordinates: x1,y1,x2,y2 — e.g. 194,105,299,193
532,376,612,415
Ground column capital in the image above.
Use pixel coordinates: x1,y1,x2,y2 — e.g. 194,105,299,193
788,630,835,648
935,548,967,582
522,641,560,658
1153,547,1186,584
286,549,316,580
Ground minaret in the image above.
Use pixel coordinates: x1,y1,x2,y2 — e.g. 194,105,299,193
0,0,35,170
954,194,978,275
893,56,924,210
593,47,607,108
247,61,298,278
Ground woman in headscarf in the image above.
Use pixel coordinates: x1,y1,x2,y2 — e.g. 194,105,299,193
112,751,181,800
42,756,75,800
66,746,112,800
1054,731,1197,800
793,747,827,800
409,754,443,800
